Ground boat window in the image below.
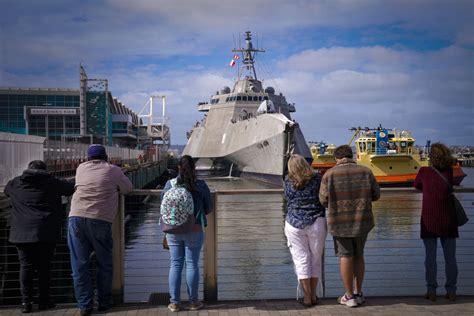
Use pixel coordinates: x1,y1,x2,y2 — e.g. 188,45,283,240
370,142,376,153
226,97,229,102
253,96,258,101
258,96,263,101
264,96,269,100
236,96,242,101
242,96,247,101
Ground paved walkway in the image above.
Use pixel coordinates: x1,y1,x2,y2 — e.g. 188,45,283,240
1,297,474,316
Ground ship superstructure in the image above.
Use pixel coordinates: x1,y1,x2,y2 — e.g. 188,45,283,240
183,32,311,184
309,141,336,172
349,126,466,185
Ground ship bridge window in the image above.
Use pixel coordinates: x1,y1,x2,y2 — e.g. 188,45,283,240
236,96,242,101
242,96,248,101
369,142,376,153
258,96,263,101
264,96,269,100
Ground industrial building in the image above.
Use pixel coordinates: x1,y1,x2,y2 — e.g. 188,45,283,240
0,66,147,148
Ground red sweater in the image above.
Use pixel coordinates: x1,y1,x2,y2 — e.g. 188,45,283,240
414,167,458,238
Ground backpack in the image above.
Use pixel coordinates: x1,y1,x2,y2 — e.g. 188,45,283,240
160,178,195,233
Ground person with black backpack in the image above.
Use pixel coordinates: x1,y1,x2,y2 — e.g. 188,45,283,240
160,155,213,312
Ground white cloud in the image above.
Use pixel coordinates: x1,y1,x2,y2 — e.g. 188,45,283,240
1,1,473,145
274,45,473,145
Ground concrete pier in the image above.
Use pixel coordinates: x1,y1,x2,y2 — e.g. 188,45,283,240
1,297,474,315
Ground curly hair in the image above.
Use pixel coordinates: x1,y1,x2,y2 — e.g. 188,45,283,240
287,154,314,190
429,143,454,171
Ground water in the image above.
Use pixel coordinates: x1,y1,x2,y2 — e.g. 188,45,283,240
461,167,474,187
123,172,474,302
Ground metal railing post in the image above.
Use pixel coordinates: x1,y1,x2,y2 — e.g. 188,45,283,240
112,194,125,303
203,192,218,302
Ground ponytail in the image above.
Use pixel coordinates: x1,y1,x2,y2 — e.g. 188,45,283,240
177,155,197,191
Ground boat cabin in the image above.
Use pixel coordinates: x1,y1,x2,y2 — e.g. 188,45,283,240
354,128,416,157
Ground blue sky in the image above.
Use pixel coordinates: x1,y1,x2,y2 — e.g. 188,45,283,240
1,0,473,145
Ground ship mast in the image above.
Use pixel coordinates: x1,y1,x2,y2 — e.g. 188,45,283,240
232,31,265,80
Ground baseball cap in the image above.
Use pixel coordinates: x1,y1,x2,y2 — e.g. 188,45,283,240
87,144,107,159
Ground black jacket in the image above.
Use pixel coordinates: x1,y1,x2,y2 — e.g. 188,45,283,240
4,169,75,243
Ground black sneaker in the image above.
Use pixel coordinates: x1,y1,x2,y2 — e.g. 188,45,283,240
21,302,33,313
38,302,56,310
80,308,93,315
97,304,112,312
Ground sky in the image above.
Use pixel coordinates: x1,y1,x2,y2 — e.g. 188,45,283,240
1,0,473,146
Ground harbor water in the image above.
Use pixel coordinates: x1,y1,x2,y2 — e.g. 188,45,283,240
123,168,474,302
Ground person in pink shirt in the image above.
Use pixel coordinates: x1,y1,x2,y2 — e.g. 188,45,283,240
68,144,133,315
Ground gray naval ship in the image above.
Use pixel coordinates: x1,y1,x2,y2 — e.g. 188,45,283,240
183,31,312,185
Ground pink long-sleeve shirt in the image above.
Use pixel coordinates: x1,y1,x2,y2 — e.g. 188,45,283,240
70,160,133,223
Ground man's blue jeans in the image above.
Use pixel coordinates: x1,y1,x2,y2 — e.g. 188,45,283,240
166,231,204,304
423,238,458,294
68,217,114,310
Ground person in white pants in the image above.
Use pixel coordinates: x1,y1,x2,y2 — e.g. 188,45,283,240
283,154,327,307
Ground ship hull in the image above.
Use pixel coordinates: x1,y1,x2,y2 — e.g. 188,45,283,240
355,156,466,186
183,113,311,185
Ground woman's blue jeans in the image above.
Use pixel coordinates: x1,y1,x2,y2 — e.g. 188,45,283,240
423,238,458,294
68,217,114,310
166,231,204,304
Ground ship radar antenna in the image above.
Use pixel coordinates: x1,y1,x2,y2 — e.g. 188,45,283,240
232,31,265,80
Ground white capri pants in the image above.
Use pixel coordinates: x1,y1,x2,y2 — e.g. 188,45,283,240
284,217,327,280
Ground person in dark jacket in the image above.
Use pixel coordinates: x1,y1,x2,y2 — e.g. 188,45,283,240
414,143,458,302
4,160,75,313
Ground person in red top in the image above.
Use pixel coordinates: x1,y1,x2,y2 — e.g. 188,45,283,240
414,143,458,302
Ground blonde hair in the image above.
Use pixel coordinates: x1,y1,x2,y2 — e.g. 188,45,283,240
287,154,314,190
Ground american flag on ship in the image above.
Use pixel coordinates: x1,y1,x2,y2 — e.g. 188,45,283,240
229,53,240,67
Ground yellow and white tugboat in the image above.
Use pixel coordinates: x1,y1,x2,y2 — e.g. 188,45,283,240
348,126,466,186
309,141,336,174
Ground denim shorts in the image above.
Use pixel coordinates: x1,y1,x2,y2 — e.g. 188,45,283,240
333,234,368,257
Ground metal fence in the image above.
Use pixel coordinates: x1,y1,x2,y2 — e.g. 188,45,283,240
44,140,145,178
0,188,473,306
121,188,474,302
0,133,45,186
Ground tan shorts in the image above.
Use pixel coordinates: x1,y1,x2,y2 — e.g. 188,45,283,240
333,234,368,257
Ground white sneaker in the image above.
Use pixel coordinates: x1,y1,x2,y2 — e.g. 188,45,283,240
167,303,180,312
338,294,358,307
354,292,365,305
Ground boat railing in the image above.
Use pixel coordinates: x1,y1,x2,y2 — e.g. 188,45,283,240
1,187,473,305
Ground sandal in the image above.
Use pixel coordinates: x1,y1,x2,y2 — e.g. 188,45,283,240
298,300,313,308
312,296,319,305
